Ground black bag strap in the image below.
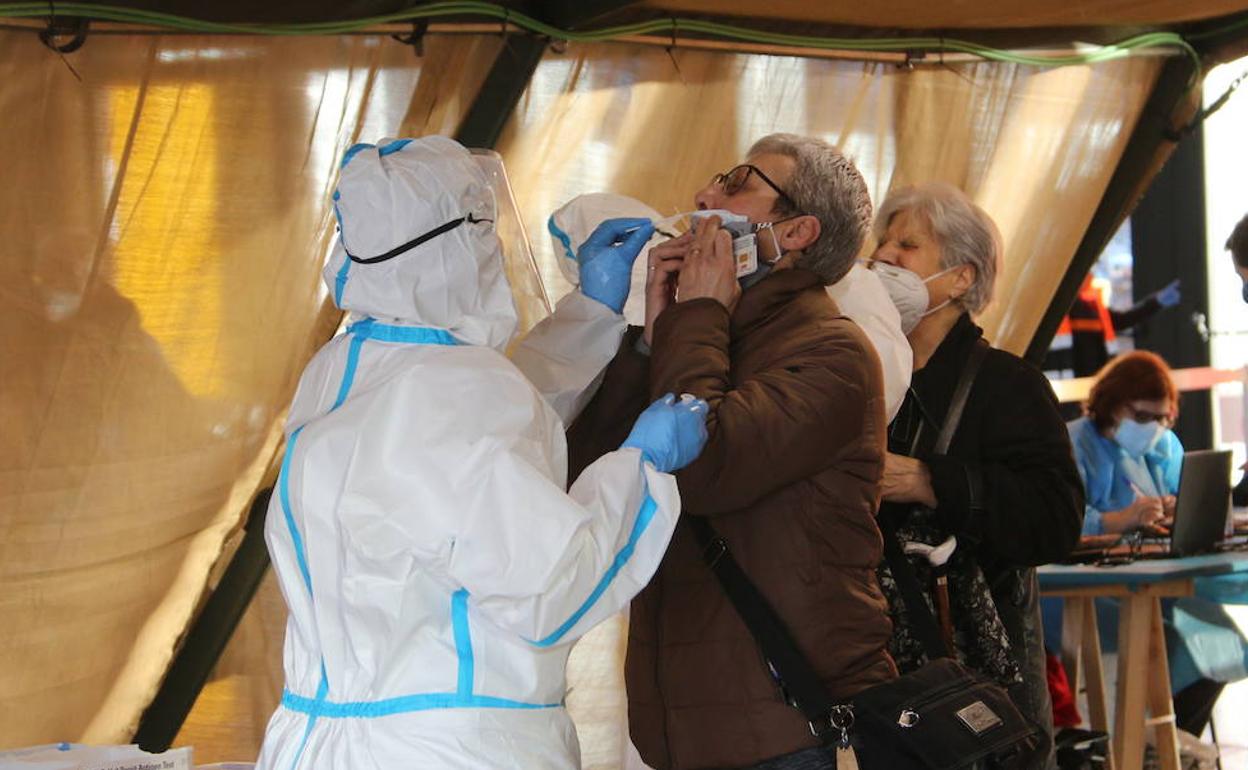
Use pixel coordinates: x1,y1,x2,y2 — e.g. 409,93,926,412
879,338,989,661
687,517,850,746
935,339,988,456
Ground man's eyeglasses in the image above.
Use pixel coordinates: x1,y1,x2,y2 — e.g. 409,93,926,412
711,164,798,213
1126,404,1174,427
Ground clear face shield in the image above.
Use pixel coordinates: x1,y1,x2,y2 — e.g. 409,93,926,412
468,148,552,338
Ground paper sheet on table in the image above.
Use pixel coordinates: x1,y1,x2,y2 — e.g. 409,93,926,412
0,744,191,770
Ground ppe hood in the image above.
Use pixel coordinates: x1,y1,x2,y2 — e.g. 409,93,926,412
323,135,518,350
548,192,663,325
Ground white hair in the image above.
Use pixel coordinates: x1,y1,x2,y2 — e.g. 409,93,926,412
874,182,1001,314
748,133,872,285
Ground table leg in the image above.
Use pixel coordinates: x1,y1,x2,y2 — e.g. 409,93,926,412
1061,598,1085,696
1081,599,1115,770
1115,595,1152,770
1146,600,1181,770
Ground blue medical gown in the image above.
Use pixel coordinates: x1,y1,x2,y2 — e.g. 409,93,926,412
1067,416,1181,536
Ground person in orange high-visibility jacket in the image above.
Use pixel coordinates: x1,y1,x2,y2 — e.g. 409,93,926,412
1052,273,1180,376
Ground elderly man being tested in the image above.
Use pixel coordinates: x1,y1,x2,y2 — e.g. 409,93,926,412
567,134,898,770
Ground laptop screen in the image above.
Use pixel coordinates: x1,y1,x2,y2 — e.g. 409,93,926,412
1170,449,1233,556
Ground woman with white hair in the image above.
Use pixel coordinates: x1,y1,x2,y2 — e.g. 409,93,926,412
868,182,1084,768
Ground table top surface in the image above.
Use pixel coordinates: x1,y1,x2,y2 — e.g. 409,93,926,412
1038,549,1248,588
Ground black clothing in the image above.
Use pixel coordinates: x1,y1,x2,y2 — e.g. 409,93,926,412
884,313,1085,576
1072,295,1163,376
1173,678,1226,737
1233,472,1248,508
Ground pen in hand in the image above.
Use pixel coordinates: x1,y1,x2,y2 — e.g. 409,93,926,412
1127,481,1167,530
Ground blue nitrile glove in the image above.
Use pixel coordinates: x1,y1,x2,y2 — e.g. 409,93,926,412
1156,278,1181,308
578,217,656,313
621,393,710,473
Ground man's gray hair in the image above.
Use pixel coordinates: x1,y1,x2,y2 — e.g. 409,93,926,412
747,134,871,285
873,182,1002,315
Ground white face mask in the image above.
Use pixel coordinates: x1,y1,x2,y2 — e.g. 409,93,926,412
868,261,958,334
683,209,785,286
1114,418,1164,458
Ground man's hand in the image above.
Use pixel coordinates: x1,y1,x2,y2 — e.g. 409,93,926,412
644,232,691,346
880,452,938,508
676,215,741,312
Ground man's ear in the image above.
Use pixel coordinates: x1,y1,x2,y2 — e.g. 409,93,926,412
779,214,821,253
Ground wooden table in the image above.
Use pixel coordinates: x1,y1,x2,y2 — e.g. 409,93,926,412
1039,552,1248,770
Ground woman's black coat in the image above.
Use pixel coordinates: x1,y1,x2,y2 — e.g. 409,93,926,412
882,312,1085,634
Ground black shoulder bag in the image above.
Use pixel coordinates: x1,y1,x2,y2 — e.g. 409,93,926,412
688,340,1041,770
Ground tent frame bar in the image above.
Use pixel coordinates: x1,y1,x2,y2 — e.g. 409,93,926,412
454,32,547,148
0,17,1200,64
133,489,274,751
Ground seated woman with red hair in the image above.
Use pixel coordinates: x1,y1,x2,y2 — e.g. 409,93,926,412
1068,350,1182,535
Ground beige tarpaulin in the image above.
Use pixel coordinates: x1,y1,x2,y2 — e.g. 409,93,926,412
499,43,1161,353
158,40,1161,767
2,29,1164,763
0,29,502,746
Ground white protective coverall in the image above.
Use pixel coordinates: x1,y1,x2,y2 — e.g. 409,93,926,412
826,263,912,421
256,136,683,770
546,194,913,419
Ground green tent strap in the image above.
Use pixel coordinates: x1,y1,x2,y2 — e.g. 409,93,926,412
0,0,1203,75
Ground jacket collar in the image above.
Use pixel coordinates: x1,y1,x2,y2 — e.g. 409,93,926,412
907,312,985,429
730,267,823,338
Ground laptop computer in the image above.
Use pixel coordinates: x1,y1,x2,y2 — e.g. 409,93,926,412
1064,449,1233,563
1167,449,1233,556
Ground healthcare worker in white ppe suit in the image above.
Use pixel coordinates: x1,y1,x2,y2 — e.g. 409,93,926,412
256,135,708,770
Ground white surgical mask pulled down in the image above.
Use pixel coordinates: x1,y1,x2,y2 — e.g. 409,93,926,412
1114,418,1165,458
867,261,958,334
677,209,784,286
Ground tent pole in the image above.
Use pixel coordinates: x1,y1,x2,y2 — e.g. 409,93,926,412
453,33,547,149
1024,55,1201,365
132,489,274,751
452,1,645,146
